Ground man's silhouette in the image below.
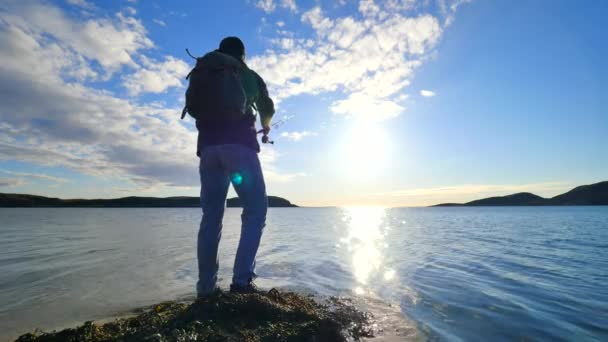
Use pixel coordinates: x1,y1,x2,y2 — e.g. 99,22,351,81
195,37,275,295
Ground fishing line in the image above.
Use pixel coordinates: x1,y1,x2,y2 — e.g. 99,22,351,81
257,115,294,145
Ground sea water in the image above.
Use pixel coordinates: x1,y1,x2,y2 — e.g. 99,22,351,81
0,207,606,341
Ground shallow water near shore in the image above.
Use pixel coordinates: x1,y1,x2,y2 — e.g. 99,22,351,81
1,207,607,341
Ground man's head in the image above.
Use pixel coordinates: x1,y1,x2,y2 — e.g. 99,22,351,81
219,36,245,62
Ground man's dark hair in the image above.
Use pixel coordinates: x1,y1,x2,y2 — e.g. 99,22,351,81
219,36,245,62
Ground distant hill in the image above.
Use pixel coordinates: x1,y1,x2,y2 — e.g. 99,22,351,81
227,196,298,208
0,193,298,208
434,181,608,206
551,181,608,205
465,192,549,206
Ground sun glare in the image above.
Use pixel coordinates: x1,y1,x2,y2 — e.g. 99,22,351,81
338,121,390,180
340,207,395,295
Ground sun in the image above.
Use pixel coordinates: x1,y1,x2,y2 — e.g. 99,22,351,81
337,120,390,180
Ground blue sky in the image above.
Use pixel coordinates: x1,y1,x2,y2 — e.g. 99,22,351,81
0,0,606,206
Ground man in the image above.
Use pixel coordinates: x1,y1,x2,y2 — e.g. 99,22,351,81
196,37,275,296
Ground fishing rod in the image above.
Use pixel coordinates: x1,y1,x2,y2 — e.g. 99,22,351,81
256,115,294,144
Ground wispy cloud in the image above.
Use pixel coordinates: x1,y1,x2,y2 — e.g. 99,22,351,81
440,0,472,26
0,169,69,183
122,56,189,95
0,178,25,187
0,1,198,189
124,6,137,16
420,90,436,97
280,131,317,141
249,1,468,122
256,0,298,13
282,0,298,12
256,0,276,13
153,19,167,27
0,1,302,192
259,148,306,182
0,0,470,198
0,2,153,77
66,0,96,10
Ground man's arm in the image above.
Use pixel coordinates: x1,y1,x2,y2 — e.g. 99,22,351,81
253,73,275,133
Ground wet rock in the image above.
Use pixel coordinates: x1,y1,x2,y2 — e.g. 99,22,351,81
15,289,374,342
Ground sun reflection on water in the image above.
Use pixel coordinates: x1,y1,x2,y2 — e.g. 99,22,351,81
340,207,396,295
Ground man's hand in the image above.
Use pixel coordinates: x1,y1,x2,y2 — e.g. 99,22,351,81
261,124,273,144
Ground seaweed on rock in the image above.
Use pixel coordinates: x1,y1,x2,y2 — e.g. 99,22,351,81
16,289,374,342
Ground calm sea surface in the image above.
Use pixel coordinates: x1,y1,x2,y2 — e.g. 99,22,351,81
0,207,606,341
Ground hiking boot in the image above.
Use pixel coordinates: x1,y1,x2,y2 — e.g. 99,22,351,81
230,282,258,294
197,287,221,299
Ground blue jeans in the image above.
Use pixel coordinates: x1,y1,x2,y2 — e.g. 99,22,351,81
197,144,267,295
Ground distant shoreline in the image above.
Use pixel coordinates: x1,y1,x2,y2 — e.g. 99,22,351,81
432,181,607,207
0,194,298,208
1,180,606,208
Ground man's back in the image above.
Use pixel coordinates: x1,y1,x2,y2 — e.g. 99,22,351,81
195,53,274,155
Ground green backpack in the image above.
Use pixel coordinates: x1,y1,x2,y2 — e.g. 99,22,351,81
181,51,247,123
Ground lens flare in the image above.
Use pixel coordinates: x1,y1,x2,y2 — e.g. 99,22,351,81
231,172,243,185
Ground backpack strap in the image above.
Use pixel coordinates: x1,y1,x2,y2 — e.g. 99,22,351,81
181,68,195,119
181,106,188,120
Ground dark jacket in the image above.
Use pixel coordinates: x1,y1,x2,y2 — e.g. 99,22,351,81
196,52,275,155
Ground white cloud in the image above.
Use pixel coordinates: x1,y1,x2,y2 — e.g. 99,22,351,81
153,19,167,27
440,0,471,26
1,2,153,75
282,0,298,12
0,23,98,82
256,0,276,13
327,16,365,48
0,178,25,187
0,78,200,188
122,56,189,95
248,1,470,122
0,169,68,183
395,94,409,102
250,3,445,121
124,6,137,16
66,0,96,10
256,0,298,13
280,131,317,141
0,1,295,191
358,0,381,18
420,89,435,97
386,0,416,11
330,93,403,121
0,0,468,195
259,148,306,182
301,7,333,34
0,3,194,188
272,37,295,49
